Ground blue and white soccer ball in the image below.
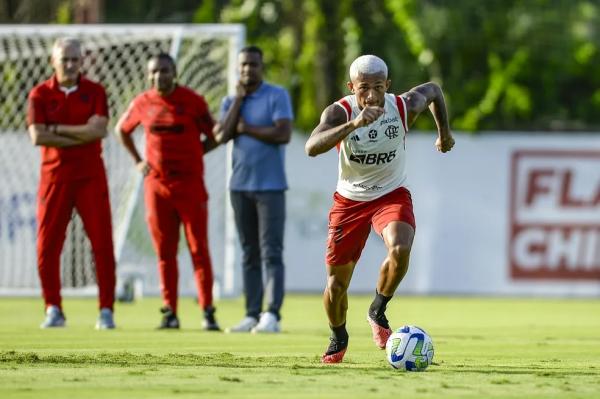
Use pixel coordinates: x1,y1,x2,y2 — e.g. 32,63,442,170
385,325,434,371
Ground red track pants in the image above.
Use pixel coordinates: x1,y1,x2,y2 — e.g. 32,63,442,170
37,174,116,311
144,176,214,313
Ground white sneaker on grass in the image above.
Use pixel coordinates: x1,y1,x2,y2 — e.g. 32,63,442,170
40,305,66,328
96,308,115,330
225,316,258,333
252,312,280,333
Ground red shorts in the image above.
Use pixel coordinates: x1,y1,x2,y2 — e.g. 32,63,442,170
326,186,415,266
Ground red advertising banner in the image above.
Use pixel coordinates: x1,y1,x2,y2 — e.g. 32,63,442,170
510,150,600,280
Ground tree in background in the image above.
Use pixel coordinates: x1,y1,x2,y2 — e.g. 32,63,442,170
1,0,69,22
3,0,599,132
407,0,600,131
191,0,600,132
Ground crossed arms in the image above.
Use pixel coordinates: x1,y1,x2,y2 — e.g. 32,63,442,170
29,114,108,147
212,83,292,145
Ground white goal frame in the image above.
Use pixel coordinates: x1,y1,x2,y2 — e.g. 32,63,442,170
0,24,244,298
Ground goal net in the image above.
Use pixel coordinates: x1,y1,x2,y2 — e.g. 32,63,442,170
0,24,244,299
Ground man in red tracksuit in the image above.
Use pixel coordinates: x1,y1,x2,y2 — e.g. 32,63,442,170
27,37,116,330
115,52,221,330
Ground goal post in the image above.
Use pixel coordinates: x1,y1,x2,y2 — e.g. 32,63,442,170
0,24,244,299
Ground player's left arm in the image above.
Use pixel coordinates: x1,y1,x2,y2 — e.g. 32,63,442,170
402,82,455,153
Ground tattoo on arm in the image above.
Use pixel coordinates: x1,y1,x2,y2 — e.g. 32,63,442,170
402,82,450,133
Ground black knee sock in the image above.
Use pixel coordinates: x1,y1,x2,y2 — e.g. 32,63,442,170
369,290,392,320
330,323,349,344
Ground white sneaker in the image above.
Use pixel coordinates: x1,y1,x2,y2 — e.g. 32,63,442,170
252,312,280,333
95,308,116,330
40,305,66,328
225,316,258,333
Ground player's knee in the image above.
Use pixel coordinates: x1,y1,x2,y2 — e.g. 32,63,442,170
91,248,116,266
190,253,211,270
156,247,178,262
263,255,283,269
189,243,210,259
388,243,411,263
38,245,61,259
89,242,114,257
327,277,349,297
241,247,261,264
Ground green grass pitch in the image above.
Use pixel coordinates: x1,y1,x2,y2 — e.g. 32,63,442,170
1,295,599,398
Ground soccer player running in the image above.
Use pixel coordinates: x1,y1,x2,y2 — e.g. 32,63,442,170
115,53,221,331
27,37,116,329
305,55,455,363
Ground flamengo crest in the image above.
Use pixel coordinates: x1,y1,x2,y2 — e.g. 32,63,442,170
385,125,399,139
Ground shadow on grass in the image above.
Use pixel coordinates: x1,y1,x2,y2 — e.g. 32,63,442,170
442,363,600,377
0,350,374,372
2,351,598,378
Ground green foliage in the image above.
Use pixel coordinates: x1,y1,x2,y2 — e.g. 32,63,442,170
456,50,530,131
54,1,71,24
192,3,215,22
9,0,599,132
201,0,600,132
104,0,201,23
296,0,326,129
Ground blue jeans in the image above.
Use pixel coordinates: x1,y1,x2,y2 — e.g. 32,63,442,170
230,191,285,320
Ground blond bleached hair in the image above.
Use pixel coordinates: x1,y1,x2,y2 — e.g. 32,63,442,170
349,55,388,80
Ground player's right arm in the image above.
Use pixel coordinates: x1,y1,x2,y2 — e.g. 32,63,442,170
114,101,150,176
305,104,383,157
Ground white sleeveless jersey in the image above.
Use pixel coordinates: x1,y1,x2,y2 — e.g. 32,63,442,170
334,93,409,201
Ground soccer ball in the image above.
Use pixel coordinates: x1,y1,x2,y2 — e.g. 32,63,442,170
385,325,434,371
